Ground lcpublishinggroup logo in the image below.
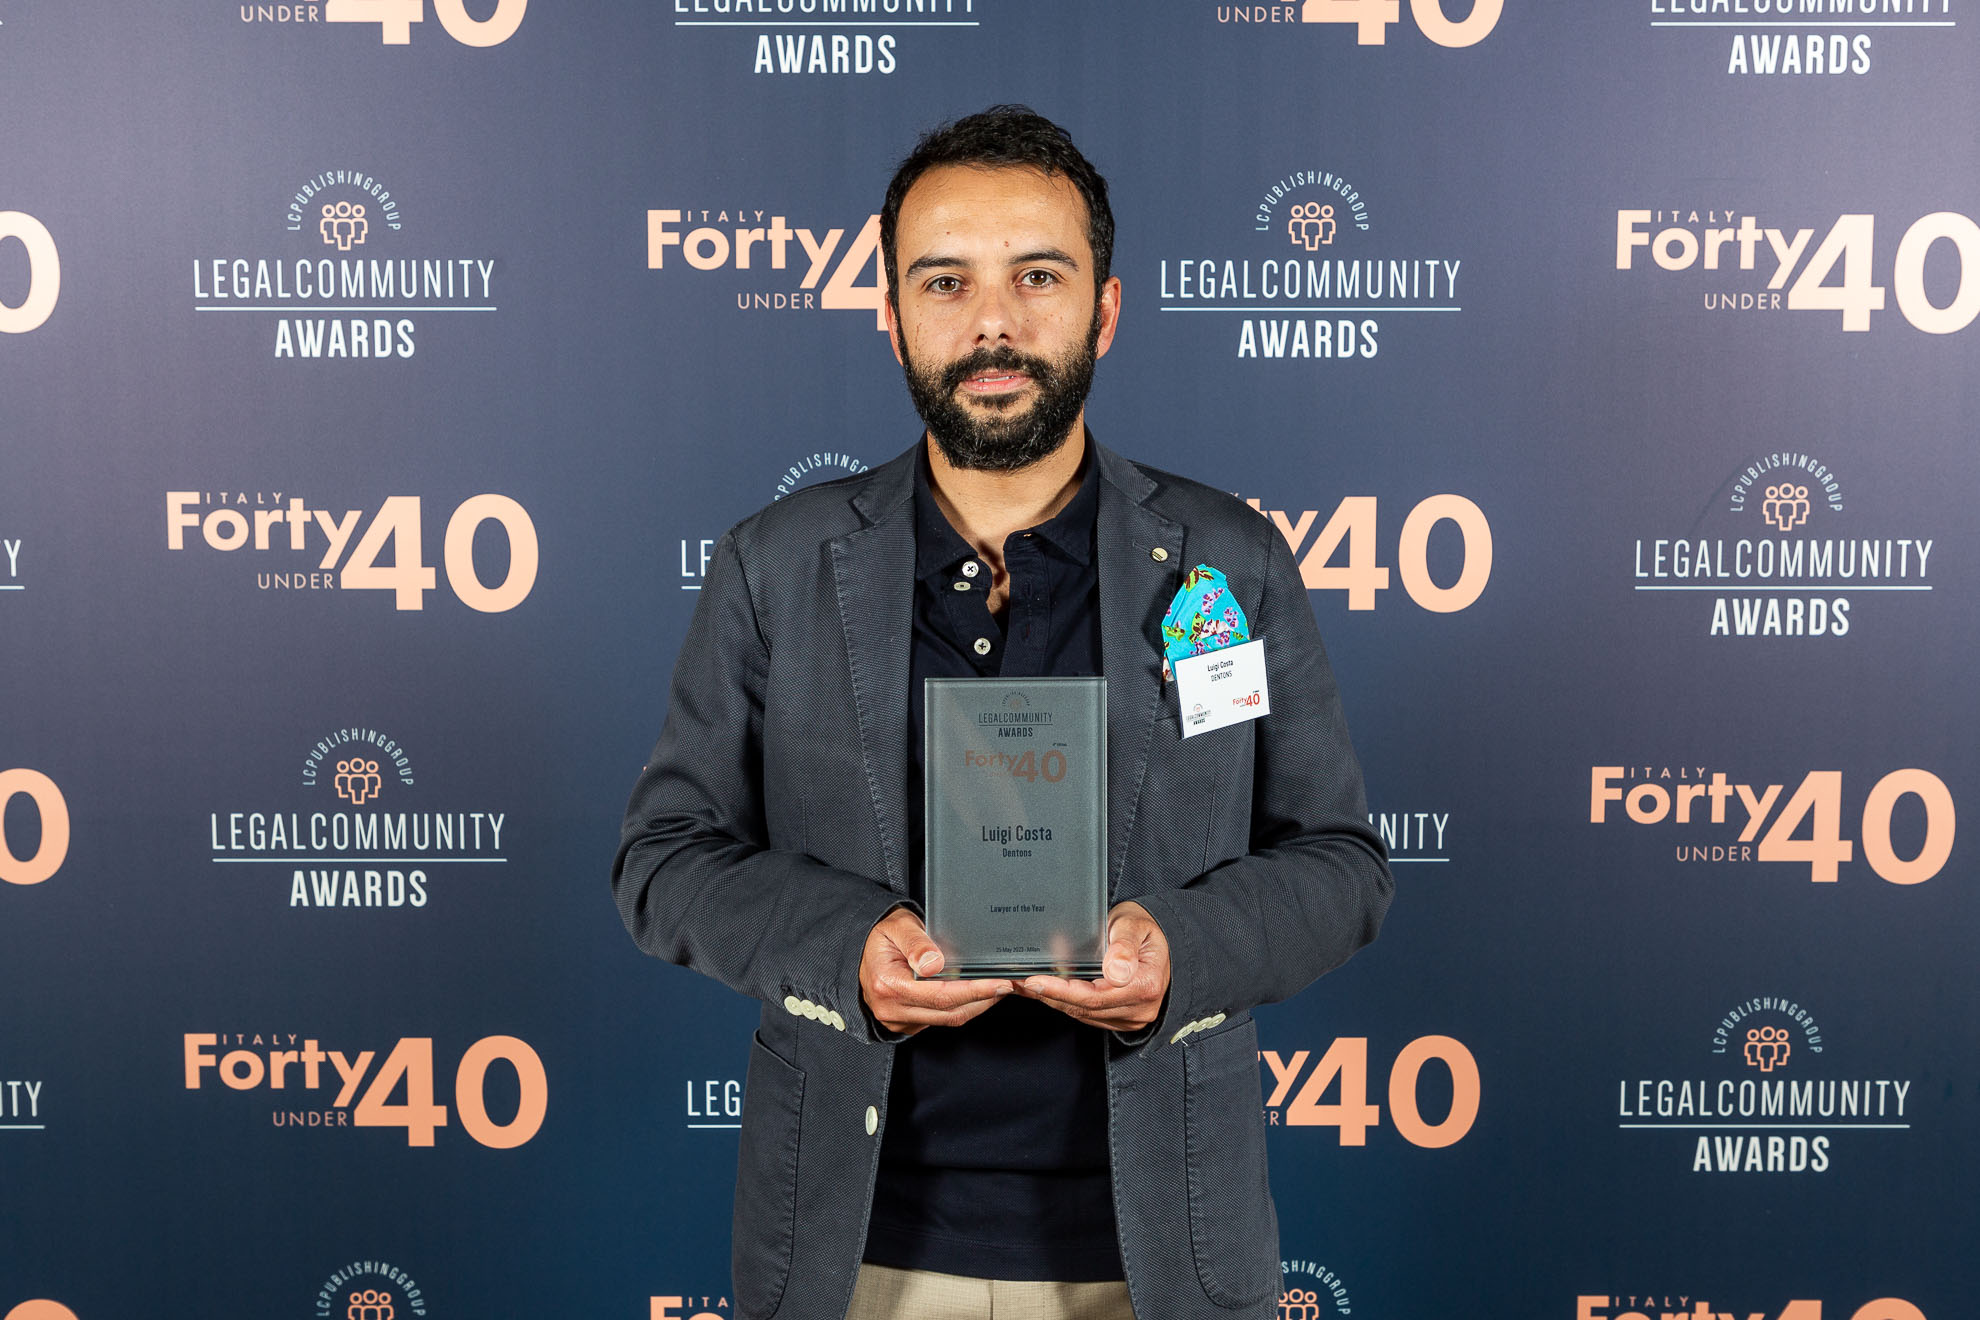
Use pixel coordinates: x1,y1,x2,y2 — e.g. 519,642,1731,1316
1160,167,1466,362
678,451,870,591
1277,1258,1351,1318
313,1259,428,1318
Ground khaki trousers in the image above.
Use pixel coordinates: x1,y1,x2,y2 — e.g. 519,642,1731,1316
844,1264,1136,1320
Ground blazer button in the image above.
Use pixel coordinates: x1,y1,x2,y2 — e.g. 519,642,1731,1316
783,995,802,1015
1151,546,1170,562
865,1105,879,1136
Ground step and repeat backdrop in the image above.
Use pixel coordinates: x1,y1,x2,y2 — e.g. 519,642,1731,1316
3,2,1975,1318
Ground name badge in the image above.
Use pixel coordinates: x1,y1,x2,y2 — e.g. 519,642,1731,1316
1174,637,1269,738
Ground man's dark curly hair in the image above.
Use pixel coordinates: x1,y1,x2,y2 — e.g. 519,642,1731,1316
880,104,1114,307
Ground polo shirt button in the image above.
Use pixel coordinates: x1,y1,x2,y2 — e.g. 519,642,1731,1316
865,1105,879,1136
962,560,980,578
953,581,971,592
973,638,992,656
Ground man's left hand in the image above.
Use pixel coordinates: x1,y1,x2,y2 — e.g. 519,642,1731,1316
1017,901,1170,1031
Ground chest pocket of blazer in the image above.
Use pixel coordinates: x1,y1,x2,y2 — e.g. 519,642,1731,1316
1182,1016,1278,1309
734,1031,805,1318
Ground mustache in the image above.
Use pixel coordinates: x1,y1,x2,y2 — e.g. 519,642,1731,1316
937,346,1057,394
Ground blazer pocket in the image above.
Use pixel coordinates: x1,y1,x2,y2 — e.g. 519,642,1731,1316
1182,1017,1278,1309
733,1031,805,1319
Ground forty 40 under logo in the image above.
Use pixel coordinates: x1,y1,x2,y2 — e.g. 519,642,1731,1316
1261,1036,1479,1147
1616,209,1980,333
1218,0,1503,47
184,1033,545,1147
166,491,536,611
1578,1300,1930,1320
1590,767,1955,885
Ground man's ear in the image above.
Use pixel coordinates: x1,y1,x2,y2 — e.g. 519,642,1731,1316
1093,276,1123,362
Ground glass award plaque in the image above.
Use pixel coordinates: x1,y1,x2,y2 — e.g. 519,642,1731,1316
923,676,1108,979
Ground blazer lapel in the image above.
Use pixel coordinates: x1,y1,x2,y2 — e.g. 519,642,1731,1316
830,449,919,896
1094,444,1184,901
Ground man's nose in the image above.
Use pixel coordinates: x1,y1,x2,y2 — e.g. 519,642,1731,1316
970,281,1018,344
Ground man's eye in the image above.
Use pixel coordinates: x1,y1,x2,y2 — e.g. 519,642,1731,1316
928,275,962,293
1020,269,1059,288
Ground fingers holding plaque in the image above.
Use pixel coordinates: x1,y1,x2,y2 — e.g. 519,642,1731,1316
923,677,1108,979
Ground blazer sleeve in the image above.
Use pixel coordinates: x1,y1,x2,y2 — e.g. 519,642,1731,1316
1126,523,1394,1049
611,528,904,1039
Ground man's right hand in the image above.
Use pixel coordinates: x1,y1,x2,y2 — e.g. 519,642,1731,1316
859,908,1012,1036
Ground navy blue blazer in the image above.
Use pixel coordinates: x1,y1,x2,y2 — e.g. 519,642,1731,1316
614,440,1392,1320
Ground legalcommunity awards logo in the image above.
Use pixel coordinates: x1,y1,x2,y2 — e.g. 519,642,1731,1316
678,451,870,590
3,527,25,594
645,205,888,329
164,489,539,611
1645,0,1954,78
668,0,991,76
1614,205,1980,334
206,726,509,908
1610,996,1916,1173
1587,762,1955,885
0,1075,46,1133
1163,169,1466,362
1628,452,1938,638
193,170,501,359
1368,807,1451,864
313,1260,428,1318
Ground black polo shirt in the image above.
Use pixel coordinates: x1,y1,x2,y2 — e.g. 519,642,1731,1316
861,444,1120,1282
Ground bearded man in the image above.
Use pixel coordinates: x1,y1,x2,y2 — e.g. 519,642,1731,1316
614,105,1392,1320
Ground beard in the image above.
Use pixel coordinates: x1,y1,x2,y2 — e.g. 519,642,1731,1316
899,306,1102,472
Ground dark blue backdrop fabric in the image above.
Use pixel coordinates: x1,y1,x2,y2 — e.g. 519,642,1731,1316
2,4,1974,1318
